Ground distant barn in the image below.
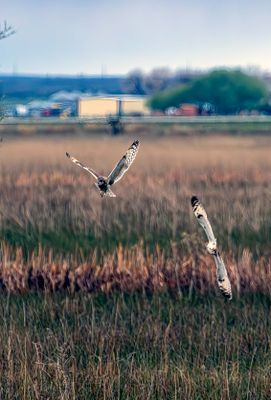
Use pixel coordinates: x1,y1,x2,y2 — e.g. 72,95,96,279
77,95,149,118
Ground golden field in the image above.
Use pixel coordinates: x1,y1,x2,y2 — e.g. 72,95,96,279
0,134,270,294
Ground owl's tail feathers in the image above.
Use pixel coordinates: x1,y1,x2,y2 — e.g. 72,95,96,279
104,188,116,197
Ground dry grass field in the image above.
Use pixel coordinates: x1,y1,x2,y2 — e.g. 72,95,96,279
0,132,270,398
0,134,270,294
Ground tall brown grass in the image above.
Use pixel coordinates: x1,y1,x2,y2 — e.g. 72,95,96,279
0,134,270,293
0,243,270,297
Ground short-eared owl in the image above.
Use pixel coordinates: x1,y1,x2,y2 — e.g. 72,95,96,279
66,140,140,197
191,196,232,300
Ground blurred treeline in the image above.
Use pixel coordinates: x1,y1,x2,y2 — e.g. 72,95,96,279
1,66,271,116
148,69,270,114
0,76,123,100
0,69,197,101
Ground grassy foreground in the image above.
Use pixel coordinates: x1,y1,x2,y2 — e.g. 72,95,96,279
0,292,270,399
0,134,270,398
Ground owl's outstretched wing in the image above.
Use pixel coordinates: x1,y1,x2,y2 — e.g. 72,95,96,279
66,152,99,180
213,253,232,299
191,195,232,300
191,196,217,251
107,140,140,186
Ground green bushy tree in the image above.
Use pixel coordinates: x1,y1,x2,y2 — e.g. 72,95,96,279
149,69,268,114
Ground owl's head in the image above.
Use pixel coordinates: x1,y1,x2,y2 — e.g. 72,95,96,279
97,177,106,187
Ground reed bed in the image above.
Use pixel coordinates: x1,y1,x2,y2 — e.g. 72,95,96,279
0,243,270,297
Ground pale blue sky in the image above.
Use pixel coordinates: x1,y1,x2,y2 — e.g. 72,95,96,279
1,0,271,75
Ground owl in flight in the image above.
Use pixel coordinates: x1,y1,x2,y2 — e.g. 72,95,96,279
191,196,232,300
66,140,140,197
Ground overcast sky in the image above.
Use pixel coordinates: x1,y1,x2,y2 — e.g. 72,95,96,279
1,0,271,75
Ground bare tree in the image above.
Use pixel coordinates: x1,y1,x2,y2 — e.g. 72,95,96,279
0,21,15,40
0,21,15,120
144,68,172,94
121,69,146,95
122,67,200,96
